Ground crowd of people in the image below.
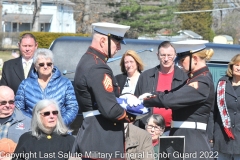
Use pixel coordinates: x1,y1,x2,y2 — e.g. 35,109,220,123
0,22,239,160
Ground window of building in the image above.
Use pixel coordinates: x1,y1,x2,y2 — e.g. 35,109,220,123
12,23,18,32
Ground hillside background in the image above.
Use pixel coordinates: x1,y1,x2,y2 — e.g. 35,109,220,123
70,0,240,43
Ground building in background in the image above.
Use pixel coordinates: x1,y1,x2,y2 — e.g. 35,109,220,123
177,30,203,40
213,35,233,44
1,0,76,33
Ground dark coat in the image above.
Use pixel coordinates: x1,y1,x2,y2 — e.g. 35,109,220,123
72,47,128,158
133,65,188,129
115,73,128,94
0,57,33,94
144,66,215,160
211,76,240,154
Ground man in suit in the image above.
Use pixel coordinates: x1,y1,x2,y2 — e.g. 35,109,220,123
0,33,38,94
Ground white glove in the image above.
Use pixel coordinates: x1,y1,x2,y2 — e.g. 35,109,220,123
120,94,141,107
138,93,153,102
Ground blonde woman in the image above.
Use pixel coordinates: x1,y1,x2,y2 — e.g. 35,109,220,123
115,50,144,94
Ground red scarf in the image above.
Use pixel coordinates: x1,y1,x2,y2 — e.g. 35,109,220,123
217,80,234,139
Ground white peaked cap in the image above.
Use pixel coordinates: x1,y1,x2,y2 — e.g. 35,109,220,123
171,40,209,54
92,22,130,37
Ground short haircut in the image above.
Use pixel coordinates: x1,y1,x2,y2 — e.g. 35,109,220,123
157,41,176,55
226,54,240,77
31,99,70,139
33,48,54,64
145,114,165,129
120,50,144,73
19,33,37,44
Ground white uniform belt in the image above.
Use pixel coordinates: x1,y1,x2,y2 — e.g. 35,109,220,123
82,110,101,118
171,121,207,130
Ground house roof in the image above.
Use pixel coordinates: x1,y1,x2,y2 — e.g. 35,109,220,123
3,0,75,6
215,35,233,41
178,30,203,39
3,14,52,23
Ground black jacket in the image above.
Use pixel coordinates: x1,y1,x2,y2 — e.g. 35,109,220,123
144,66,215,159
210,76,240,154
0,57,33,94
134,65,188,129
115,73,128,94
72,47,127,158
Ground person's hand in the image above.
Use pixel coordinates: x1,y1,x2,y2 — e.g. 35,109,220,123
138,93,153,102
120,94,141,107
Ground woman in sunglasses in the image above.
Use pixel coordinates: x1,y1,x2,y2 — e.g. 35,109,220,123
13,99,75,160
15,48,78,126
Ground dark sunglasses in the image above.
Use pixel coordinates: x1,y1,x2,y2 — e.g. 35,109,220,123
0,100,15,106
40,110,58,117
38,63,53,67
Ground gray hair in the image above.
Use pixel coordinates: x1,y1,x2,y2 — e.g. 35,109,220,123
33,48,54,65
145,114,165,129
31,99,70,138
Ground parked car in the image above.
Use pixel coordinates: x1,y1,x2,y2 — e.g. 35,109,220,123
49,36,240,134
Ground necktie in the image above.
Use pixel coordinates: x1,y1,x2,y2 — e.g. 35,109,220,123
24,61,30,78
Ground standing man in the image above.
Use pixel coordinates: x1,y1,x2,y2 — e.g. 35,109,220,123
0,33,38,94
134,41,188,134
72,22,138,159
0,86,31,143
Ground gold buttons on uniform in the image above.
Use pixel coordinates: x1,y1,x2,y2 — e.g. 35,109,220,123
114,123,116,125
130,117,133,120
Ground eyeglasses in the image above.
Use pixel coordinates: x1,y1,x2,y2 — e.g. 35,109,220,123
0,100,15,106
40,110,58,117
146,124,162,132
38,63,53,67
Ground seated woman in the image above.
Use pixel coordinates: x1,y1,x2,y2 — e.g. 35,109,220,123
13,99,75,160
15,48,78,126
145,114,165,158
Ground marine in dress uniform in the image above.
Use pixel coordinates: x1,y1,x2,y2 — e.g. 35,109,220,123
72,22,138,159
142,40,215,160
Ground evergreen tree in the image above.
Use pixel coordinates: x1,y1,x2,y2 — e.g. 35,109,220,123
178,0,213,41
109,0,179,38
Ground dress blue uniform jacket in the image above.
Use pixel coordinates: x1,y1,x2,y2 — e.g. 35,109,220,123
72,47,128,158
144,66,215,160
15,66,78,126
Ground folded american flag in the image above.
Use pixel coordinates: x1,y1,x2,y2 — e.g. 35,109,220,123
116,98,150,116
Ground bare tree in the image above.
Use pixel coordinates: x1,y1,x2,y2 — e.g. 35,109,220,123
0,0,2,32
32,0,41,31
216,9,240,43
